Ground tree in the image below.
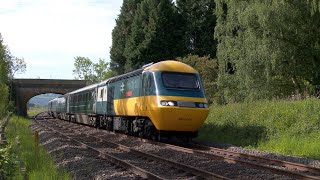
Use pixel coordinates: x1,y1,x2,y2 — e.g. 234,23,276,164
73,57,114,83
0,34,9,117
124,0,184,72
110,0,142,75
94,58,116,81
7,56,26,78
73,56,95,82
176,0,217,57
215,0,320,102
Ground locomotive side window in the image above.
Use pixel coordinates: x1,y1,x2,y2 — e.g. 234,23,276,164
142,73,156,95
147,74,155,95
162,72,199,89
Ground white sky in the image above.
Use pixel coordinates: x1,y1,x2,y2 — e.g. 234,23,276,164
0,0,122,79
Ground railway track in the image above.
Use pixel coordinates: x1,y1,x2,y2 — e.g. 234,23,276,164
34,112,320,179
187,143,320,180
34,112,228,179
133,135,320,180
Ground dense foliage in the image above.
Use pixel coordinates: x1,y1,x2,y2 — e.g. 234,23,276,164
215,0,320,103
111,0,217,74
110,0,142,75
176,0,217,57
123,0,184,72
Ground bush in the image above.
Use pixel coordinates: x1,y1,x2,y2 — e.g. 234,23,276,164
0,143,18,179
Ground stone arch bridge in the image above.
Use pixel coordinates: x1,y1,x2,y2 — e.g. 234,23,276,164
12,79,88,116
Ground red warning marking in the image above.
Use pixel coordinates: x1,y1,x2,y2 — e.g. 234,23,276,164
126,90,132,97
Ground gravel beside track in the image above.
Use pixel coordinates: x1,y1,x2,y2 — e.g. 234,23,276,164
30,122,142,180
40,118,301,180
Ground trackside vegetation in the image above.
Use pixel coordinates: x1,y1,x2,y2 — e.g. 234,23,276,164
27,106,47,117
198,98,320,160
4,116,70,179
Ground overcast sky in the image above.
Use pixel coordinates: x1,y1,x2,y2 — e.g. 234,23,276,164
0,0,122,79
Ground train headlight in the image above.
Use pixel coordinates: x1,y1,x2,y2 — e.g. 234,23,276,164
160,101,168,106
196,102,209,108
203,103,209,108
160,100,177,106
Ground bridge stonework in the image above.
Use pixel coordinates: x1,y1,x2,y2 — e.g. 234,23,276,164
13,79,88,116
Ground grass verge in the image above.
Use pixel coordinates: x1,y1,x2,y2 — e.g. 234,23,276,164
198,98,320,160
5,116,70,179
27,107,47,117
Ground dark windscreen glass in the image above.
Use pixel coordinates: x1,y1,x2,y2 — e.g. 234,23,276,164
162,72,199,89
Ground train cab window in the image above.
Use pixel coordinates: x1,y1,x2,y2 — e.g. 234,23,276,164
162,72,199,89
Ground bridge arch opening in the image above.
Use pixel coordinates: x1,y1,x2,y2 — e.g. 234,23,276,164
27,93,62,117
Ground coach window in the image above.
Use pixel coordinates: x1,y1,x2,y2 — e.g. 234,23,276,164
100,89,104,99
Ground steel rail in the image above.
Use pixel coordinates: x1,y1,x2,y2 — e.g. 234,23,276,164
191,143,320,175
45,119,229,180
33,117,164,180
144,140,320,180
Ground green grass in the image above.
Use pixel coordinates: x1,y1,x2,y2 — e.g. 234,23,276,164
5,116,71,180
27,107,47,117
198,98,320,160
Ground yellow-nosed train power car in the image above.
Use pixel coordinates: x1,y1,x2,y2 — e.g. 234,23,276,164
48,60,209,141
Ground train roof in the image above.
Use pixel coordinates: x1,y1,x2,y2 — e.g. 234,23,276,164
98,60,197,87
144,60,198,73
66,60,198,91
48,96,65,103
98,68,143,86
68,83,98,95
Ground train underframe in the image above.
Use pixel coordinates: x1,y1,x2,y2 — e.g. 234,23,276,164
51,112,197,143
